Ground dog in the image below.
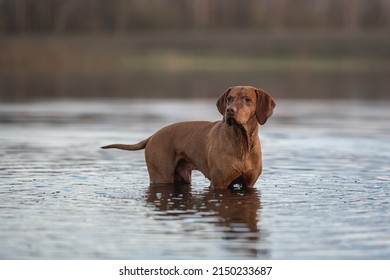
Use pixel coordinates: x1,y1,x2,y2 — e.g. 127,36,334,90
102,86,275,188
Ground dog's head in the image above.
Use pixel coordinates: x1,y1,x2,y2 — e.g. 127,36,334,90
216,86,275,126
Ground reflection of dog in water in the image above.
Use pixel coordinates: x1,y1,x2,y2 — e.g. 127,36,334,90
146,185,263,252
102,86,275,188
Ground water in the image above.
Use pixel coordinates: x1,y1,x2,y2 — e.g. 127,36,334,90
0,99,389,259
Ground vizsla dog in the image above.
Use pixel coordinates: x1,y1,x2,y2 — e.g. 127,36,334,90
102,86,275,188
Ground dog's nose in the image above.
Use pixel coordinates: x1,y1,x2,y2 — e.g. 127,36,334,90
226,107,235,115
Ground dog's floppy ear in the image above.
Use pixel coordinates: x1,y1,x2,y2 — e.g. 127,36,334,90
216,87,232,115
255,88,275,125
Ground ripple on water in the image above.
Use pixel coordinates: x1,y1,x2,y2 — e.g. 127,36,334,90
1,99,389,259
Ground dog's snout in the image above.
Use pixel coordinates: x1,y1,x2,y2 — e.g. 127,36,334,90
226,107,236,115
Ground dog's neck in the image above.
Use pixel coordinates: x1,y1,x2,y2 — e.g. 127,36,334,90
224,116,259,155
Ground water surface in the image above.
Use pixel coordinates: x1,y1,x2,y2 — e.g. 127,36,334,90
0,99,389,259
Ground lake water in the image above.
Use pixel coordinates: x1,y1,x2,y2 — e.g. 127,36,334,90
0,99,389,259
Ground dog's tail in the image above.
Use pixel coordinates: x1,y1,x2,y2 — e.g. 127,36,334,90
101,137,151,151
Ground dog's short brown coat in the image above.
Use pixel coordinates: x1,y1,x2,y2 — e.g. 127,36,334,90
102,86,275,188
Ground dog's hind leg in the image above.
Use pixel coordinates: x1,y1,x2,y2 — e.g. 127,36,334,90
174,159,192,185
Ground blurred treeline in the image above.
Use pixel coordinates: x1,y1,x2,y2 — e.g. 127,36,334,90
2,0,390,33
1,0,390,101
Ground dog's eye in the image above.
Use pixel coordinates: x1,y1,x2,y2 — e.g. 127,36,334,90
226,96,233,103
245,97,252,103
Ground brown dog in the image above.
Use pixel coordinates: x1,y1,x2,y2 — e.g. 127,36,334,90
102,86,275,188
